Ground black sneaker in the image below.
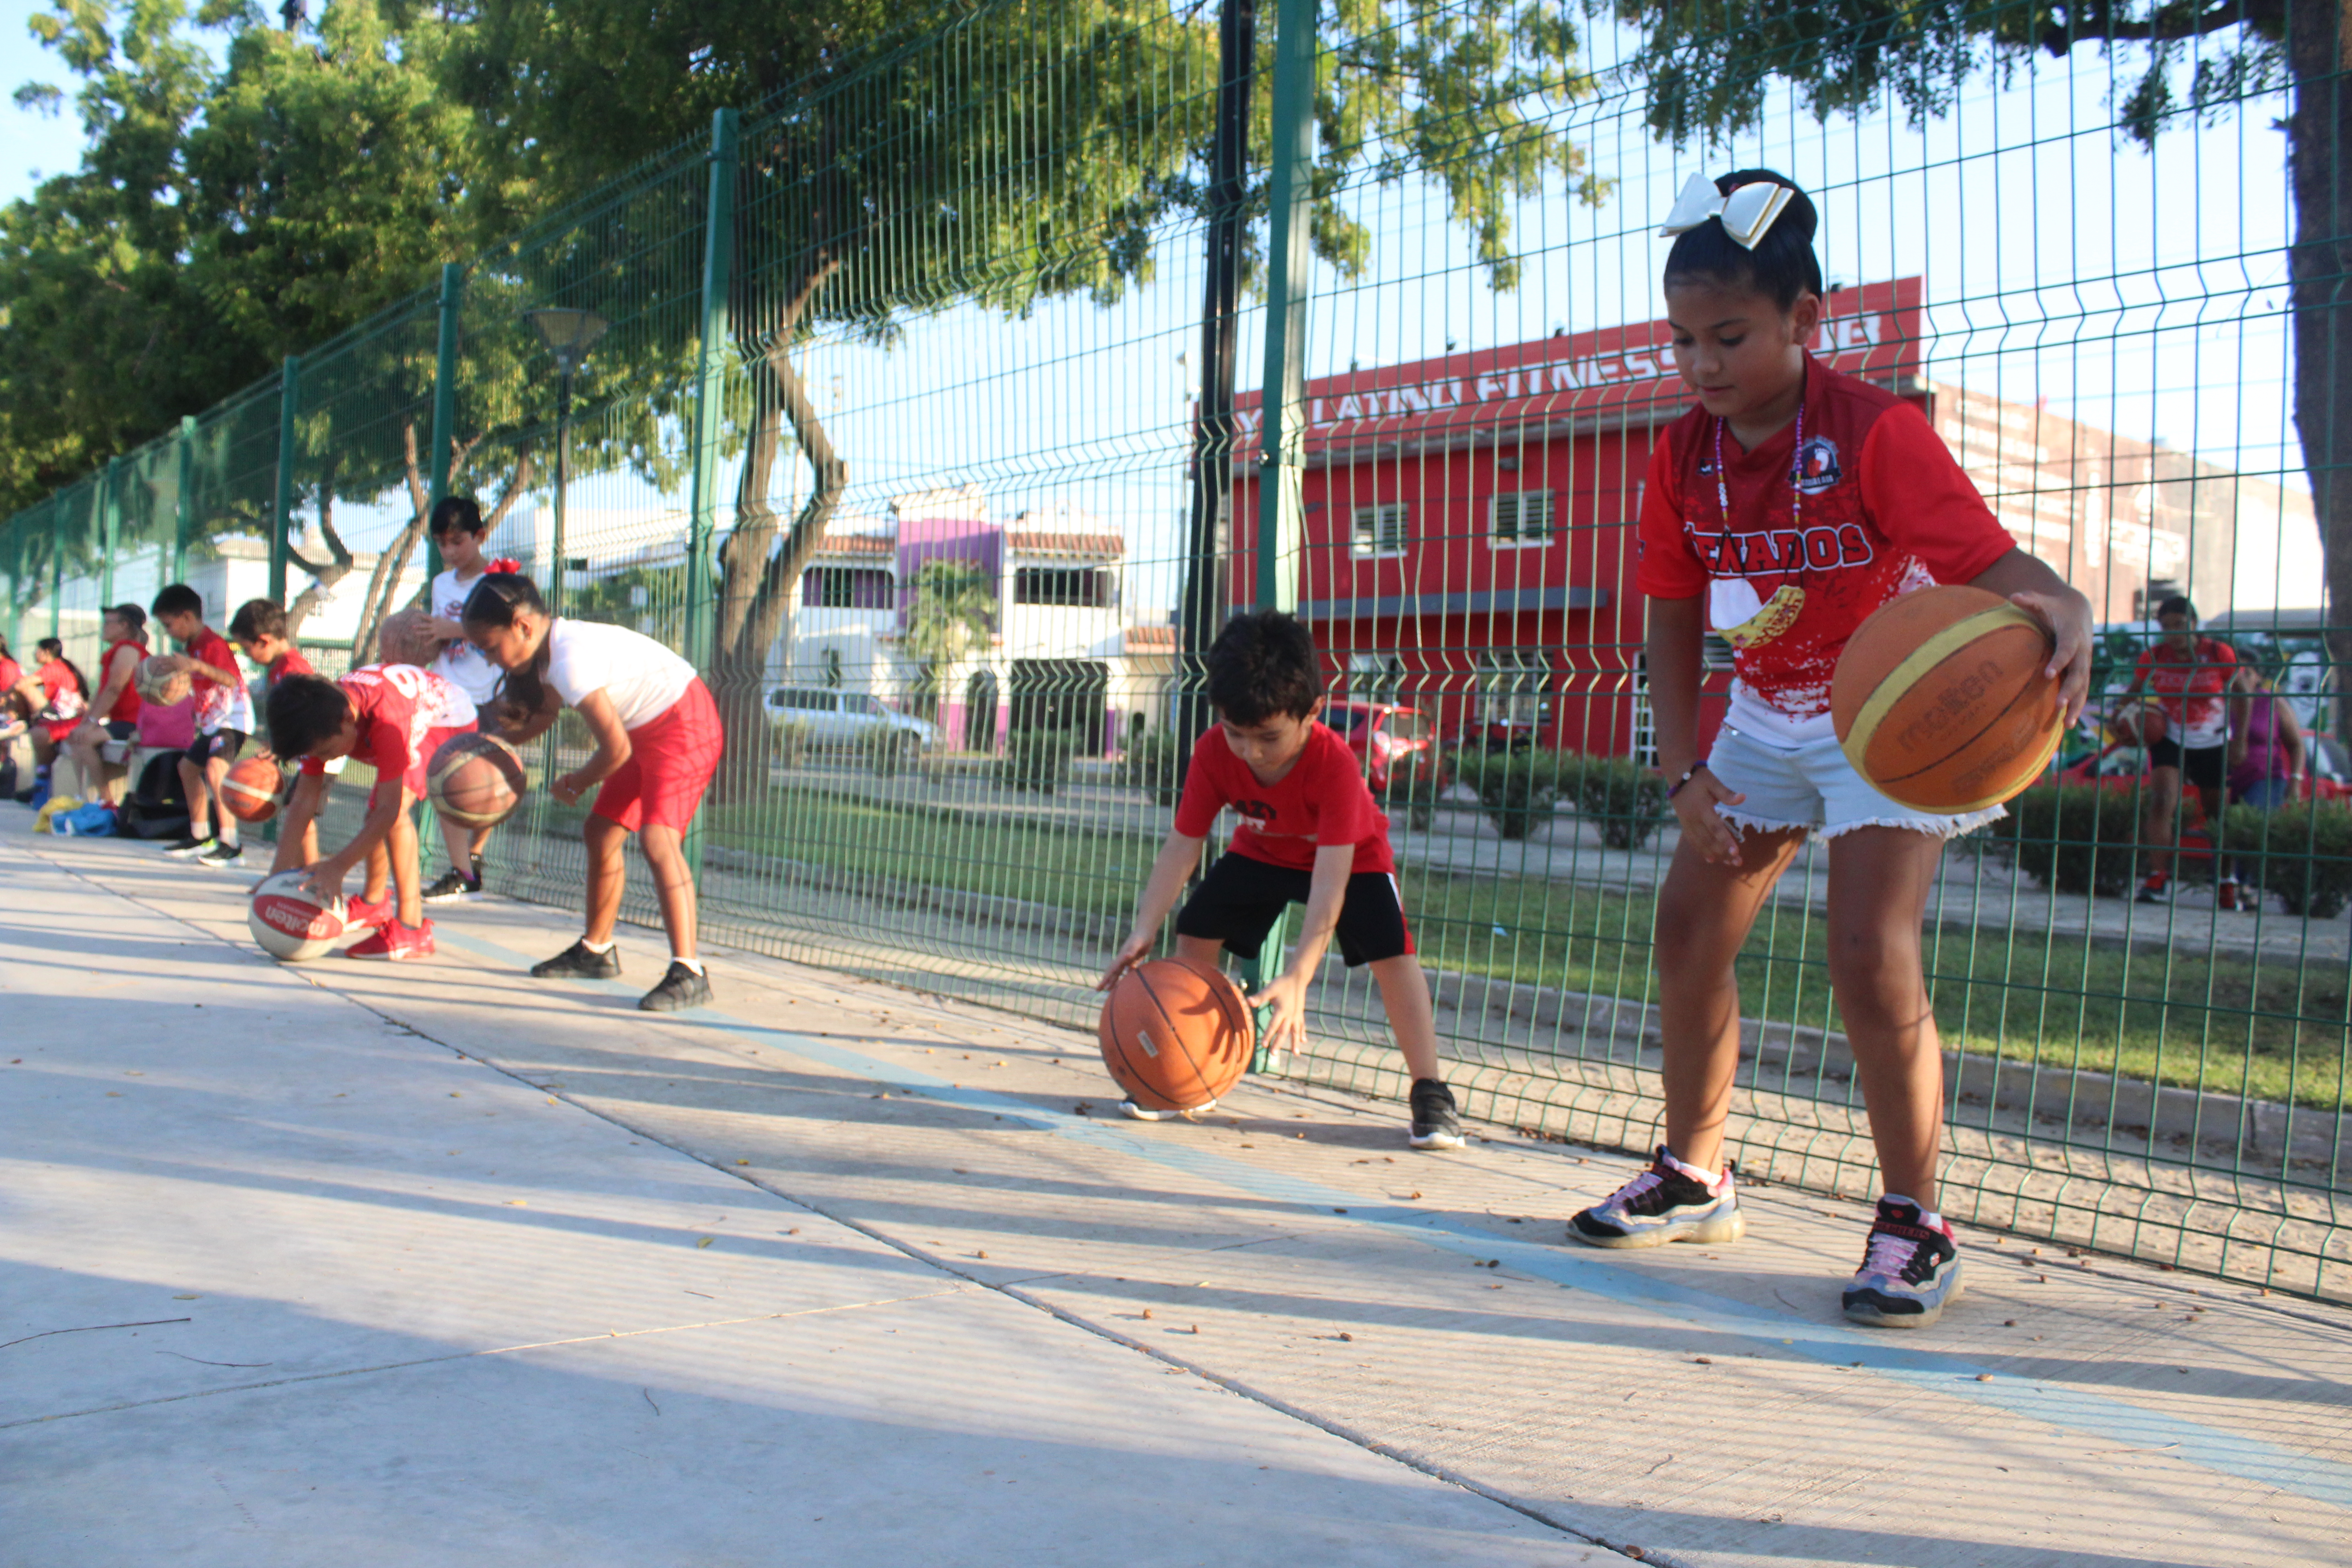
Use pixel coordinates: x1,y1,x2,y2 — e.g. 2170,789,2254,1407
1568,1147,1744,1248
531,939,621,980
162,835,213,858
1408,1078,1465,1150
196,840,244,867
1842,1196,1963,1328
639,960,712,1013
421,867,482,903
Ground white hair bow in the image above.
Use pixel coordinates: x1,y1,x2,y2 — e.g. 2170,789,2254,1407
1658,172,1795,250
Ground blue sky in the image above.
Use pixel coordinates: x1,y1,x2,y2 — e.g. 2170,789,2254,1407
0,2,93,202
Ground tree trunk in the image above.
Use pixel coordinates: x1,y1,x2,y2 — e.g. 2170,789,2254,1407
283,463,348,642
708,259,848,801
2288,0,2352,740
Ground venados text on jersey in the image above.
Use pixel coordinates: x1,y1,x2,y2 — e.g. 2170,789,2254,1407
1684,521,1877,576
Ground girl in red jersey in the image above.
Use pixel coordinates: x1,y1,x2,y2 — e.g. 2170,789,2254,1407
1566,171,2093,1329
22,638,90,798
2115,595,2239,906
461,572,723,1014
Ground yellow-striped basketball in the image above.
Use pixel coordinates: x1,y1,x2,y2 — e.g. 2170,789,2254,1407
1830,585,2064,814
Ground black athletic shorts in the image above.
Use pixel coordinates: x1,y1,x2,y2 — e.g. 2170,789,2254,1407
1174,851,1415,967
185,729,247,770
2149,737,2227,791
104,719,136,742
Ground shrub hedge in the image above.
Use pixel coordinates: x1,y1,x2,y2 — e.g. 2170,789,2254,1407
2218,800,2352,919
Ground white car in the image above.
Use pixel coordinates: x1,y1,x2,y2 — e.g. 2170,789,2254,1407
763,686,938,755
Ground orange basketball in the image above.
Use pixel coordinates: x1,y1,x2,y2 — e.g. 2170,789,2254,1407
427,732,527,829
2108,700,2168,749
220,755,282,823
1098,956,1254,1113
1830,585,2065,813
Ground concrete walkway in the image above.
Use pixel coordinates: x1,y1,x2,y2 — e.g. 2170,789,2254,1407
6,820,2351,1567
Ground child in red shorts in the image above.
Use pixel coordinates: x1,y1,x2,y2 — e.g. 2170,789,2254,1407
461,572,722,1013
1573,170,2094,1328
263,665,476,960
1098,611,1464,1150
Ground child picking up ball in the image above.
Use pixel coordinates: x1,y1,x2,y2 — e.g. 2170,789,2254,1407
1098,610,1464,1152
263,665,476,961
1578,169,2094,1328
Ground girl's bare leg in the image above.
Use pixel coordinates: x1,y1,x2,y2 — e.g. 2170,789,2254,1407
1823,826,1948,1210
638,823,697,960
583,814,628,945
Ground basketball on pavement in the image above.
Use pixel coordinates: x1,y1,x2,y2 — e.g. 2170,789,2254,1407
427,732,527,829
1098,956,1254,1114
248,869,348,962
220,755,282,823
1831,584,2065,814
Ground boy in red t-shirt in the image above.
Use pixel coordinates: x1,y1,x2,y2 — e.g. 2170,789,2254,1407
263,666,475,961
2117,595,2239,906
230,597,323,864
1098,611,1463,1150
150,583,255,867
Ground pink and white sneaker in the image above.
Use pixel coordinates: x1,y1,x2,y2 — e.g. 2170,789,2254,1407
345,893,395,931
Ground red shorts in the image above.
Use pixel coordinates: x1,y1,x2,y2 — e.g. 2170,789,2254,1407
368,725,469,813
592,679,722,833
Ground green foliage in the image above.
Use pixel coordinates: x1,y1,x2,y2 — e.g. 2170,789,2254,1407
2219,801,2352,921
1454,750,1559,839
770,717,812,770
860,721,916,778
1121,726,1189,807
997,728,1076,794
1556,754,1670,851
902,559,996,718
1995,784,2143,898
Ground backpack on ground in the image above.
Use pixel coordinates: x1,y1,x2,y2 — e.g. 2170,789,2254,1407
119,753,191,840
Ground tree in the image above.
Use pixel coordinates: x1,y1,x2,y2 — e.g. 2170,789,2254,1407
901,558,998,726
453,0,1607,794
1615,0,2349,731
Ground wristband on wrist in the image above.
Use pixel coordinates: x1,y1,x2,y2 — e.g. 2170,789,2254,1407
1666,761,1710,800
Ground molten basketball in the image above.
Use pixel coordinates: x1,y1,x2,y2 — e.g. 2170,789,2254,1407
1098,956,1254,1113
134,655,190,706
377,606,447,668
220,755,282,823
427,731,526,828
248,869,348,962
2108,700,2168,749
1831,585,2065,814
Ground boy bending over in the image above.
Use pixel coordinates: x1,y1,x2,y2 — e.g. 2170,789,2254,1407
1099,611,1464,1150
265,665,475,961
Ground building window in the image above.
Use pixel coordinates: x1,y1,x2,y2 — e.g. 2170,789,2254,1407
1351,504,1408,558
1014,566,1114,607
1489,490,1555,547
1477,648,1552,727
803,566,894,609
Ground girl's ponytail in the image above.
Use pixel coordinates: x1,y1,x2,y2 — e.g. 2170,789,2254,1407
1662,169,1823,309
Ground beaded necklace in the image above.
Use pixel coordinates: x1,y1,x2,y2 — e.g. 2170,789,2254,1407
1712,392,1806,532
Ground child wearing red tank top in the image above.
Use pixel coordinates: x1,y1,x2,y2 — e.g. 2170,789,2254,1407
1573,171,2094,1330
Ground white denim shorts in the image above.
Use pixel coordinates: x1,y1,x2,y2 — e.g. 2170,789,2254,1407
1709,723,2005,841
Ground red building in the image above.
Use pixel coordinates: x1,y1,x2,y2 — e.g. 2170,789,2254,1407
1230,278,1925,758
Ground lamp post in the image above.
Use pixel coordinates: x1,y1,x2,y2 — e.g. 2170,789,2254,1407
523,308,611,612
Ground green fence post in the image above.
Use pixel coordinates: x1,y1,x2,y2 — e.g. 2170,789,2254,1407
3,525,17,656
48,497,64,639
270,357,300,605
98,458,122,610
426,264,464,579
172,415,196,585
1241,0,1318,1069
681,108,740,882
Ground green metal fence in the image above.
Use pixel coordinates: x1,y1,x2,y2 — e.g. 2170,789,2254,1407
5,0,2347,1302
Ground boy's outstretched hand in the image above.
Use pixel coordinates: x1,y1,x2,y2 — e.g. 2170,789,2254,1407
1247,970,1308,1053
1096,931,1154,991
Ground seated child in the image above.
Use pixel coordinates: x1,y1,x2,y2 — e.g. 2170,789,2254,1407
264,664,475,961
149,583,255,867
230,598,323,866
1098,610,1464,1150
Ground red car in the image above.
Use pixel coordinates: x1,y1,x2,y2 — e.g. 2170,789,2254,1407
1323,701,1448,795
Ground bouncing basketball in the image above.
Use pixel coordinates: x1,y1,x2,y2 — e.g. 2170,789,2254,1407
1831,585,2066,814
427,732,527,829
248,869,349,962
1098,956,1254,1113
220,755,282,823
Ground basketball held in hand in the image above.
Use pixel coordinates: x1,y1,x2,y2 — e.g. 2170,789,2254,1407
135,655,191,706
1831,585,2066,814
428,732,528,829
1098,956,1254,1114
249,869,347,962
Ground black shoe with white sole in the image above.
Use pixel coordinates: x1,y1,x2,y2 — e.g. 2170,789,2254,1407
1568,1147,1744,1248
1842,1196,1963,1328
638,960,712,1013
421,867,482,903
162,835,211,858
196,839,244,867
531,939,621,980
1408,1078,1465,1150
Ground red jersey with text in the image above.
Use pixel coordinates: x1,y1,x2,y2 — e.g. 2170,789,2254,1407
35,659,84,740
1636,356,2015,738
1174,722,1395,874
2135,637,2238,750
299,664,475,792
184,627,253,735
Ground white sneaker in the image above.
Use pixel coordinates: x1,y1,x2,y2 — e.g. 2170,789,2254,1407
1568,1147,1744,1248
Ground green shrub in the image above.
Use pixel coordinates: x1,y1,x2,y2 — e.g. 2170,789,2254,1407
1376,769,1440,833
1454,751,1560,839
1995,783,2141,897
1558,754,1669,850
860,724,917,778
2219,801,2352,919
998,728,1076,794
771,719,812,771
1120,729,1189,807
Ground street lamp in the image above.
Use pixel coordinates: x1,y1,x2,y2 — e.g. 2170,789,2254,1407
524,307,610,612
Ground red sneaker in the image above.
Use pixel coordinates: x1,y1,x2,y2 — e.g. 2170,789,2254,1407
346,893,395,931
2218,880,2242,911
345,918,436,961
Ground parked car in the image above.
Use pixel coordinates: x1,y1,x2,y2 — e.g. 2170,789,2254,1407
1322,701,1447,795
1446,718,1543,754
763,686,938,756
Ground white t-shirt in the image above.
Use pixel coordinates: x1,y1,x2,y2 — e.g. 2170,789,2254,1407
428,568,504,705
544,618,696,730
